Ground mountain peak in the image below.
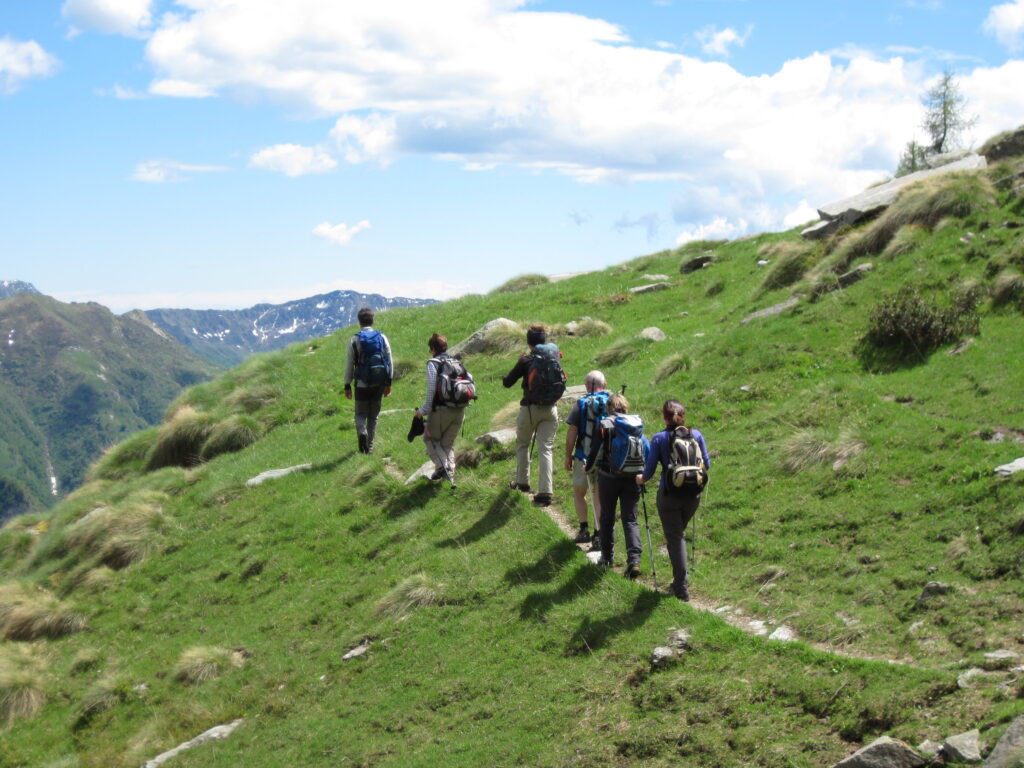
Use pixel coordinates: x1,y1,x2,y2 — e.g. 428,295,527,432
0,280,41,300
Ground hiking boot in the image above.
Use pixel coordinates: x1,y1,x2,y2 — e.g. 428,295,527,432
676,587,690,602
573,526,591,544
533,493,552,507
597,557,613,568
357,434,368,454
509,481,531,493
588,531,601,552
430,468,445,481
626,564,641,580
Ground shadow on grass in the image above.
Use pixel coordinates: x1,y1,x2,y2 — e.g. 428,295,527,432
504,538,579,585
311,452,358,473
386,482,440,519
565,589,661,654
437,489,519,548
519,562,605,620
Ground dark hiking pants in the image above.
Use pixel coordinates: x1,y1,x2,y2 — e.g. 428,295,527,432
656,487,701,596
597,472,641,567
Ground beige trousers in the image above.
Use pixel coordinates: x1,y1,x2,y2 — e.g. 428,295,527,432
515,404,559,494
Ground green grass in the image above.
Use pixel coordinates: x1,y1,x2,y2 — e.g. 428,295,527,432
0,164,1022,766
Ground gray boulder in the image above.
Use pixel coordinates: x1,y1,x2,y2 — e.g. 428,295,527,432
449,318,520,358
681,255,714,273
643,274,670,281
805,155,987,240
638,327,667,342
476,428,517,447
143,720,245,768
742,296,801,325
831,736,925,768
629,282,671,295
995,457,1024,476
943,730,983,763
982,649,1020,670
981,125,1024,162
926,149,973,169
917,740,942,758
915,581,952,608
246,464,313,487
650,646,676,668
405,460,437,485
984,715,1024,768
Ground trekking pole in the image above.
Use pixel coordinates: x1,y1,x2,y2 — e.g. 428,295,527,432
639,484,658,590
691,482,708,572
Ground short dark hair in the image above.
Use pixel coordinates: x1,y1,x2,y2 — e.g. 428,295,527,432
357,307,375,326
429,333,448,354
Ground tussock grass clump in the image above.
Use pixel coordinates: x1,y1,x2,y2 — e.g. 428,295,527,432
840,173,996,264
87,428,160,482
757,242,814,293
389,358,415,382
0,650,45,725
479,321,526,355
75,675,127,729
705,279,725,297
860,286,980,362
781,429,865,473
881,225,928,260
991,269,1024,308
199,415,262,462
454,447,483,469
375,574,442,618
493,274,549,294
594,292,632,308
676,239,726,255
571,317,612,337
146,406,216,470
70,648,103,675
0,584,86,641
0,528,34,564
594,337,653,367
173,646,247,685
655,353,691,383
63,491,167,571
225,383,280,414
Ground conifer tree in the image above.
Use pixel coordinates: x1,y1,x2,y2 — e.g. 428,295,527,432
921,70,976,155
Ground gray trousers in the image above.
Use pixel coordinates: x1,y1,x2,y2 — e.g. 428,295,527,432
354,396,383,449
657,487,701,595
425,406,466,480
515,404,559,494
597,472,642,567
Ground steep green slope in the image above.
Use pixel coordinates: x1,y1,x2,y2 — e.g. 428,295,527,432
0,295,221,517
1,162,1022,766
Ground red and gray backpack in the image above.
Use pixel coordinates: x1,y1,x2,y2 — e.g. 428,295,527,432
434,356,477,407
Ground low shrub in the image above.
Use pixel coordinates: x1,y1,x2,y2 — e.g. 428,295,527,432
146,407,216,470
860,286,980,362
200,415,262,461
492,274,549,294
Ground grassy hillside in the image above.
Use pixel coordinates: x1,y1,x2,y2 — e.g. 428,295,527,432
0,295,221,518
1,161,1022,767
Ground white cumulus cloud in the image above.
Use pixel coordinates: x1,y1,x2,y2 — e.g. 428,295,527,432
696,25,752,57
676,216,750,246
0,38,60,94
62,0,154,37
984,0,1024,51
313,220,372,246
249,144,338,177
132,159,228,183
128,1,1024,234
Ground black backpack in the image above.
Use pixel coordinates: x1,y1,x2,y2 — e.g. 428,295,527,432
434,356,477,407
666,426,707,493
525,343,566,405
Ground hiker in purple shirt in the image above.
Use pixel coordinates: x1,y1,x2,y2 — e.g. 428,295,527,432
638,400,711,602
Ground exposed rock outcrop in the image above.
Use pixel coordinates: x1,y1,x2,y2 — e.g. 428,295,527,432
980,125,1024,162
449,318,520,358
830,736,925,768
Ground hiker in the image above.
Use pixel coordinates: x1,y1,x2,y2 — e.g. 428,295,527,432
638,400,711,602
502,324,566,506
586,393,649,579
343,307,393,454
414,333,474,486
563,370,609,546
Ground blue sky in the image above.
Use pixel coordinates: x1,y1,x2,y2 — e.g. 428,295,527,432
2,0,1023,313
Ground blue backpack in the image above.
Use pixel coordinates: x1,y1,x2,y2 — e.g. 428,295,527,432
573,391,610,461
355,329,390,386
603,414,650,474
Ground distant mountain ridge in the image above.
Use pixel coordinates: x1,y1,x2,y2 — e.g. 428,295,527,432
0,280,40,300
0,293,220,519
143,290,439,367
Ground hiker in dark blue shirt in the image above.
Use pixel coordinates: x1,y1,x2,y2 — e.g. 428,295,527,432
343,307,393,454
639,400,711,602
